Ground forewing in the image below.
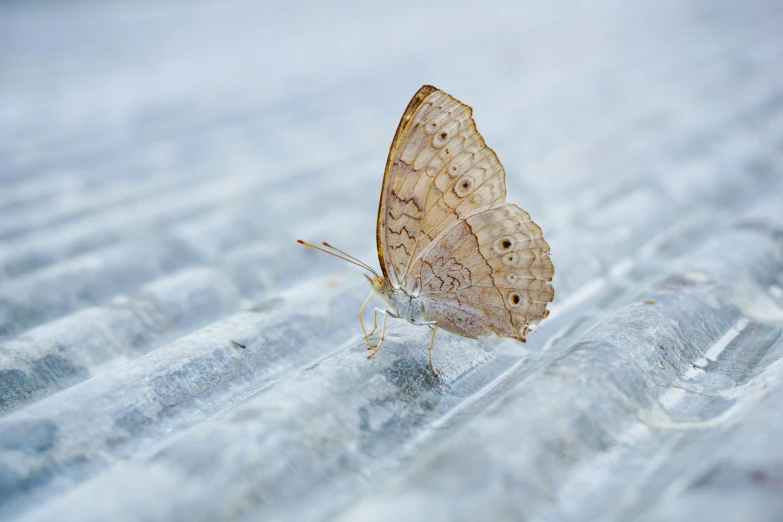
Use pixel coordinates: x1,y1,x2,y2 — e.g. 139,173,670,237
377,85,506,288
415,203,554,341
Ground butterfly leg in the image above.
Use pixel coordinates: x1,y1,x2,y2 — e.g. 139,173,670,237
367,308,397,359
359,290,376,348
426,325,439,376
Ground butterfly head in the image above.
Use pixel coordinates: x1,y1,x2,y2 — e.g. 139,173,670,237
364,274,390,296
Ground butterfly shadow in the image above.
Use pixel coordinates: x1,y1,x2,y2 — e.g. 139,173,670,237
359,322,496,384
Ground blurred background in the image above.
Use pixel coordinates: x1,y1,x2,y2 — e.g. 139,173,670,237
1,1,783,521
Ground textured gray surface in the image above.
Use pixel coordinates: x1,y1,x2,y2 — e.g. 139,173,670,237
1,0,783,521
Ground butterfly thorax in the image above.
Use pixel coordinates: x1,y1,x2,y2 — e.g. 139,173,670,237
366,275,426,325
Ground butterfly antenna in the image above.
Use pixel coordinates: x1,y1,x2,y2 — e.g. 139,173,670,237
321,242,377,275
296,239,378,276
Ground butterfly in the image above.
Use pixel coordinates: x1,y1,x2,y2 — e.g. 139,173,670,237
299,85,554,376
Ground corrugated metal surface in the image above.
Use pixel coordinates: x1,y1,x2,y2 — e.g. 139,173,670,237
1,1,783,520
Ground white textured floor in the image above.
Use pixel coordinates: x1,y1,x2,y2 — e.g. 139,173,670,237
1,1,783,520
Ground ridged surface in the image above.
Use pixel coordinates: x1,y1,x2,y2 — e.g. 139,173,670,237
1,1,783,521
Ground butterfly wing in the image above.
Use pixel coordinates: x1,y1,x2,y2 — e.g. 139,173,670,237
377,85,506,290
415,203,554,341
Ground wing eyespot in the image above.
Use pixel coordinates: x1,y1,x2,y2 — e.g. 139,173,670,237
494,236,514,254
502,252,518,266
426,119,443,135
454,177,473,197
432,130,449,148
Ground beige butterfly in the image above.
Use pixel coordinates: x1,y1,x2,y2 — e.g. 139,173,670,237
299,85,554,376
